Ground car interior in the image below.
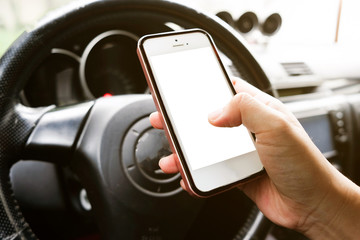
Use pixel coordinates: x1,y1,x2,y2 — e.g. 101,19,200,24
1,0,360,239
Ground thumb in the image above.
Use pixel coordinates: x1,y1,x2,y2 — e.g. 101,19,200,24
208,92,285,134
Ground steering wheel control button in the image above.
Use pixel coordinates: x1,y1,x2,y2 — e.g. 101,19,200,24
79,188,92,211
121,117,182,197
136,128,177,181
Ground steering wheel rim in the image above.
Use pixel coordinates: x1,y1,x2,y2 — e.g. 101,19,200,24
0,1,273,239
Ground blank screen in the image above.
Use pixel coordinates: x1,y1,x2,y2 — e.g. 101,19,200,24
148,46,258,170
299,115,335,154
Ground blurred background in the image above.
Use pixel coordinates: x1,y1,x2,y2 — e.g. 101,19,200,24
1,0,360,87
1,0,360,54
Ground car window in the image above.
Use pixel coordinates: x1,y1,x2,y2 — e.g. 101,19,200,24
0,0,73,55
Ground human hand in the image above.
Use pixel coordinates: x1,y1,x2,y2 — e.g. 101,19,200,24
149,77,360,239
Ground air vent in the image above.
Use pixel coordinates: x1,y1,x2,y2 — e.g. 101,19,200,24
281,62,313,76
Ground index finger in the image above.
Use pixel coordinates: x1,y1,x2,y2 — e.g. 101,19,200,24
231,77,274,103
231,77,290,114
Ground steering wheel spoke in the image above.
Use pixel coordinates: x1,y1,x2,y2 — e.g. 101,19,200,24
23,101,94,165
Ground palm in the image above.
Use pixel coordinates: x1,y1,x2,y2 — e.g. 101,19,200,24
242,175,306,230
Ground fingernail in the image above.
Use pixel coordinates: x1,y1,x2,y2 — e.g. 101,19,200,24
180,180,186,190
208,108,223,121
159,158,164,167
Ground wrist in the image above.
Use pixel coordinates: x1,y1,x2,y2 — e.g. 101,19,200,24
303,168,360,240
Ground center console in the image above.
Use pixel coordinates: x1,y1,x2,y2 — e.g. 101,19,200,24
285,94,360,182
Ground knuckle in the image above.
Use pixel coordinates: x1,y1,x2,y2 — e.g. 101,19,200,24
272,98,283,105
224,93,250,126
271,114,291,131
232,92,250,110
233,92,248,104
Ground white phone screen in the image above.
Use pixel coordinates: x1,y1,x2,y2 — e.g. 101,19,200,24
144,32,263,191
149,46,256,169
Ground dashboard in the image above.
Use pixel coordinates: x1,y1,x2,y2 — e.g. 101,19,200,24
287,93,360,182
22,29,148,107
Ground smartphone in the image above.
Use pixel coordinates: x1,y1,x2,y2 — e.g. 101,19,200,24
137,29,264,197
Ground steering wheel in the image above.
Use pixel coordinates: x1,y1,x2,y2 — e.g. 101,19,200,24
0,0,274,239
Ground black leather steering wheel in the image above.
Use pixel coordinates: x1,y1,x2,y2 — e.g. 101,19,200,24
0,1,274,239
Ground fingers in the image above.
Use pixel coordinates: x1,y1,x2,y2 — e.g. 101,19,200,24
149,112,163,129
159,155,187,192
159,155,188,191
231,77,289,113
150,113,182,186
159,154,179,174
208,92,287,134
151,77,290,132
150,112,180,173
180,180,186,190
231,77,265,96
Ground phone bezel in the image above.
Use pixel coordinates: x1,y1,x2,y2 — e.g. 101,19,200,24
137,29,264,197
